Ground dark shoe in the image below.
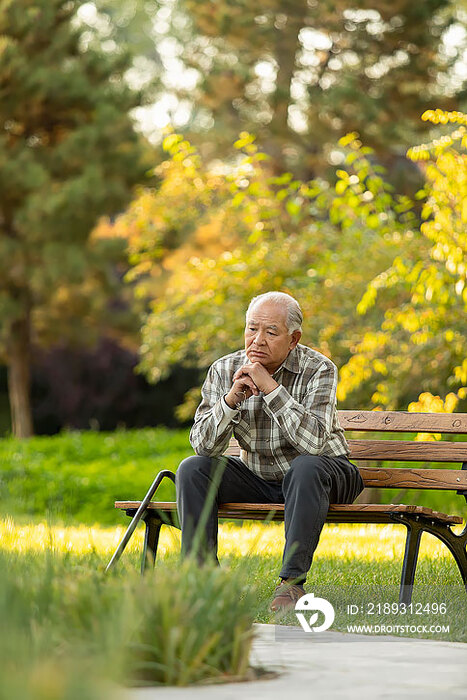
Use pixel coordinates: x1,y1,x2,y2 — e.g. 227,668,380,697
270,579,305,612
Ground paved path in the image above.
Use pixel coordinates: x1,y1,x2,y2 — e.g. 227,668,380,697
128,624,467,700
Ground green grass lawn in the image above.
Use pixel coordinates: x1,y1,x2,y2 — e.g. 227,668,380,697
1,514,466,697
1,428,466,695
2,516,465,635
0,427,190,524
2,427,466,526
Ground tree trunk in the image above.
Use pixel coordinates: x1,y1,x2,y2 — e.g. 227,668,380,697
7,315,33,438
268,8,306,174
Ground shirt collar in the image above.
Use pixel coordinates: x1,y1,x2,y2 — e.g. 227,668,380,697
273,345,301,376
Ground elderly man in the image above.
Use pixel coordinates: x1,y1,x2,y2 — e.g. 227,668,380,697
176,292,363,611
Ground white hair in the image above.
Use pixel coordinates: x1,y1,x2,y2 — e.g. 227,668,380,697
246,292,303,333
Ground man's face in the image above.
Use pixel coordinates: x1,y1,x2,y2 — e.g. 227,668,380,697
244,301,301,374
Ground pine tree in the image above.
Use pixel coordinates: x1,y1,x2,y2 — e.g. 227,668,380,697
0,0,151,436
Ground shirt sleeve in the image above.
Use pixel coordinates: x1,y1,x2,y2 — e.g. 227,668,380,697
262,360,338,454
189,364,240,456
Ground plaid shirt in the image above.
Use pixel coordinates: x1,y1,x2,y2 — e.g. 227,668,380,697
190,343,350,481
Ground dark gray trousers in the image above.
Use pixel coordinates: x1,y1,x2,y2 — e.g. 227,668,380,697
175,453,364,580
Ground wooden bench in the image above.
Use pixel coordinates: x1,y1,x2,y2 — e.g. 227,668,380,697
112,410,467,604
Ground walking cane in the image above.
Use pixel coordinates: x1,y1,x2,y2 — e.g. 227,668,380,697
105,469,176,573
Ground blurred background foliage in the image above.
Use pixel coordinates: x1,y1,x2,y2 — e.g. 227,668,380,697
339,110,467,410
104,114,466,419
0,0,154,437
157,0,467,184
0,0,466,436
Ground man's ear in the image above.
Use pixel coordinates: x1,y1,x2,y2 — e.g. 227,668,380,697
290,330,301,349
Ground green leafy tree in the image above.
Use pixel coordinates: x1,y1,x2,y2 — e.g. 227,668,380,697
168,0,466,178
111,113,466,420
0,0,152,437
338,109,467,410
120,131,415,418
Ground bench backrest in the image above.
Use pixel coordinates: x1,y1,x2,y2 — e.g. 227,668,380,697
227,411,467,492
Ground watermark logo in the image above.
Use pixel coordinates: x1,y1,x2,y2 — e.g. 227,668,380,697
295,593,335,633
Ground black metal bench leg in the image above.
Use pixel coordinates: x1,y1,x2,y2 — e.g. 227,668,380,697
394,514,467,603
420,521,467,591
446,523,467,589
399,517,423,605
105,469,175,574
141,515,162,574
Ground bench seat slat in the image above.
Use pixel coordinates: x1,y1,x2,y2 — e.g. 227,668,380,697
114,501,463,525
338,410,467,433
